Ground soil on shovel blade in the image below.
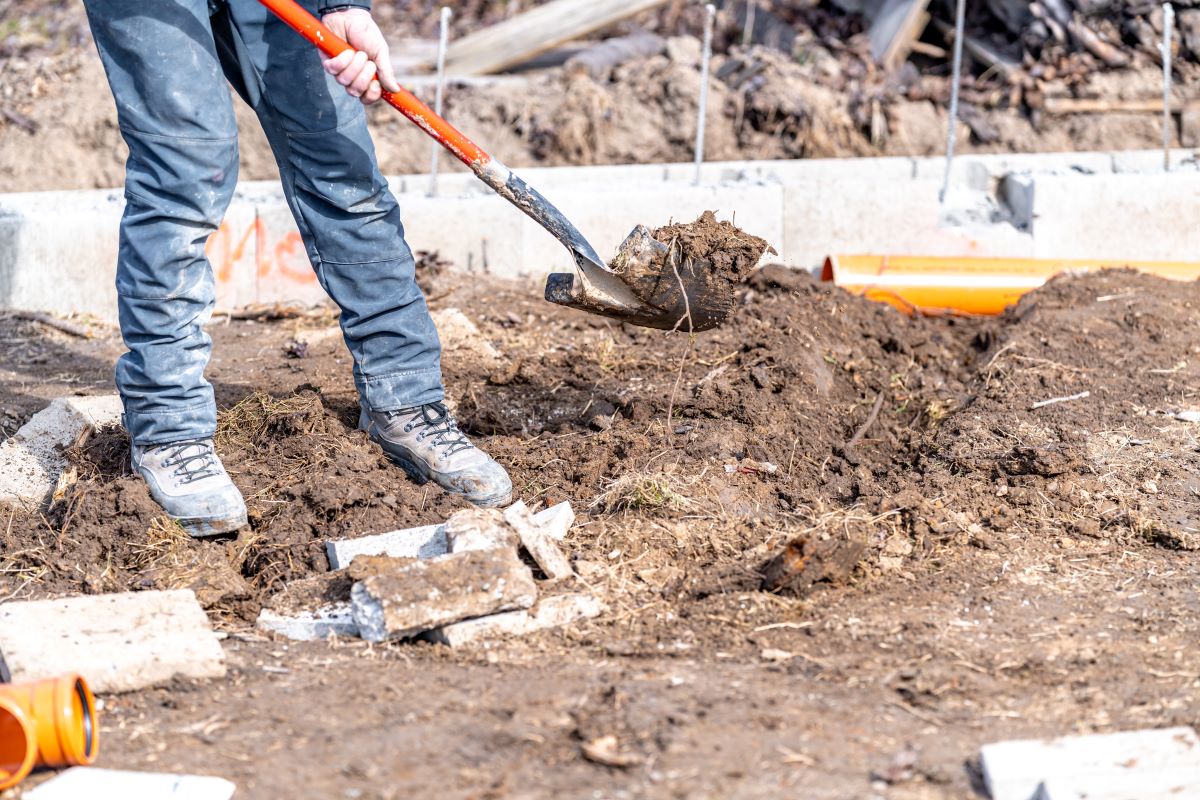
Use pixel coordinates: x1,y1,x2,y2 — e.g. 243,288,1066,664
1,266,1199,798
610,211,774,331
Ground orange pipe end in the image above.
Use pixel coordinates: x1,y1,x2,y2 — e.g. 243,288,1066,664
0,675,99,789
0,697,36,791
822,255,1200,316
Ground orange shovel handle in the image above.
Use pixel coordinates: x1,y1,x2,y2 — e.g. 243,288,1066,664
257,0,490,168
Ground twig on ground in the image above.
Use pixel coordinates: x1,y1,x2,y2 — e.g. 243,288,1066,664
844,392,886,456
665,246,695,441
1030,390,1091,410
10,311,94,338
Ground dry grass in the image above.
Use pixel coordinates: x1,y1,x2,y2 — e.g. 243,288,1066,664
215,391,333,452
591,471,696,514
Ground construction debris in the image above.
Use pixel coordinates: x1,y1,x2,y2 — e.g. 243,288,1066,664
0,590,225,693
326,501,575,568
430,307,502,361
0,394,122,508
442,0,671,76
445,507,520,553
981,727,1200,800
24,767,237,800
424,593,603,648
255,573,358,642
349,550,538,642
504,501,574,580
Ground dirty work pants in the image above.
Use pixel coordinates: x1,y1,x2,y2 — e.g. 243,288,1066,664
83,0,443,446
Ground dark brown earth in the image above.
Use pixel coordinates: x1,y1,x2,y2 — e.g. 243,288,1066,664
2,267,1199,798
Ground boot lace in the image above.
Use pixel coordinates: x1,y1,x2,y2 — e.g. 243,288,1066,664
389,402,474,458
155,439,221,485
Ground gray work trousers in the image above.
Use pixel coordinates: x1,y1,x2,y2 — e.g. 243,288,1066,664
84,0,443,446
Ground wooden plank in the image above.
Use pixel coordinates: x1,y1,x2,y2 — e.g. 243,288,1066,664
1044,97,1184,114
869,0,932,70
444,0,671,76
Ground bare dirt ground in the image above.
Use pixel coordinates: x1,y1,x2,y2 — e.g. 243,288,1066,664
0,0,1188,193
2,264,1199,798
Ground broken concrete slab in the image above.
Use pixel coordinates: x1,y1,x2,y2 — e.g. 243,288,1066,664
982,726,1200,800
326,522,447,569
350,550,538,642
256,606,357,642
326,501,574,568
424,593,603,648
0,394,122,508
505,501,573,579
1035,768,1200,799
445,508,520,553
25,767,236,800
255,572,357,641
0,589,226,693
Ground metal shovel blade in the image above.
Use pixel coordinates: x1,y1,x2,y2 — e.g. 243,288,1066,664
544,225,735,332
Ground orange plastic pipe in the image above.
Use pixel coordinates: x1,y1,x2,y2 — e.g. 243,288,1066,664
257,0,489,168
0,675,99,790
822,254,1200,316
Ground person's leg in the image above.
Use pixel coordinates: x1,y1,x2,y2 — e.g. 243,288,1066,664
83,0,247,534
212,0,511,507
214,0,442,410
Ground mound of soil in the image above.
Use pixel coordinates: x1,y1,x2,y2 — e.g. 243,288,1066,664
3,266,1197,641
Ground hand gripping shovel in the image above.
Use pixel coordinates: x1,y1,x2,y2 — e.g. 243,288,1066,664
258,0,733,331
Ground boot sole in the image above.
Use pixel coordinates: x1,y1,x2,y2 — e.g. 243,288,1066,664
175,510,249,539
383,452,513,509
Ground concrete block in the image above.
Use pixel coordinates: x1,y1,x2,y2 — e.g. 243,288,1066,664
425,593,603,647
0,189,123,319
326,502,574,568
255,572,357,641
982,726,1200,800
256,605,356,641
505,501,573,579
0,589,226,693
326,522,447,569
1035,768,1200,799
445,508,519,554
25,767,236,800
349,549,538,642
0,395,123,508
1030,172,1200,261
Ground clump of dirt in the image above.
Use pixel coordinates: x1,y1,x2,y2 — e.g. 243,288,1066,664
607,211,774,332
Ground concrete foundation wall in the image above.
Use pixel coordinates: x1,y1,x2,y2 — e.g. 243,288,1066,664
2,148,1198,320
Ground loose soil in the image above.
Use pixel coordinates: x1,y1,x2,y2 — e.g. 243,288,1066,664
2,265,1198,798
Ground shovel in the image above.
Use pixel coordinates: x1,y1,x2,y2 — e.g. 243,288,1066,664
258,0,731,331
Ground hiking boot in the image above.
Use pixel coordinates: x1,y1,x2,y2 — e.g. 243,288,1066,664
360,402,513,508
131,439,248,538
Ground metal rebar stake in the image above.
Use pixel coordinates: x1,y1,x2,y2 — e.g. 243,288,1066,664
1163,2,1175,172
742,0,756,46
429,6,452,197
939,0,966,204
695,3,717,187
